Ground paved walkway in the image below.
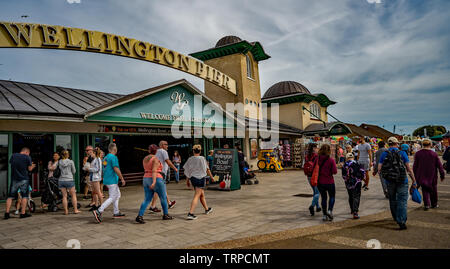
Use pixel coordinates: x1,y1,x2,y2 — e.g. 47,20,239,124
0,169,414,249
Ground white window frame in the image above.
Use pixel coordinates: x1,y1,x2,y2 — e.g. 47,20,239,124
310,103,321,120
246,54,253,79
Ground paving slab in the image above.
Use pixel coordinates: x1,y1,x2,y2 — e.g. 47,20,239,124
1,169,406,249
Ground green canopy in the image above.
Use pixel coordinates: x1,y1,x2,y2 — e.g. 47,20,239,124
430,134,443,141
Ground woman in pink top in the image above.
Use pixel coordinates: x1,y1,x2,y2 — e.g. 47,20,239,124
136,144,173,224
317,144,338,221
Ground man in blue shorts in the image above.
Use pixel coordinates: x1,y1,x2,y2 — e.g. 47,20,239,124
4,147,36,219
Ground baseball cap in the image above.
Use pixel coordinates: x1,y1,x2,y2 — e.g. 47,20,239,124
422,138,432,145
346,153,354,159
388,137,399,144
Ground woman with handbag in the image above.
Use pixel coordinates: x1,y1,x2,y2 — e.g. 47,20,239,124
305,143,321,216
413,139,445,210
317,144,338,221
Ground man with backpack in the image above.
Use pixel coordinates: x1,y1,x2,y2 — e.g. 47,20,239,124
373,141,389,198
374,137,417,230
342,153,365,219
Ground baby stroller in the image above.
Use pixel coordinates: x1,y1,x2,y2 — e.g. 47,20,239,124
41,171,81,212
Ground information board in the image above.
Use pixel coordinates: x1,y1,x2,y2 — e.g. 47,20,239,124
208,148,241,191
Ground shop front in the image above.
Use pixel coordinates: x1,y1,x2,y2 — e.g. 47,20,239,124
0,79,242,199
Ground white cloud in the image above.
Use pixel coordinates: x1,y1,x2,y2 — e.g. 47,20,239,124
367,0,382,3
67,0,81,4
0,0,449,134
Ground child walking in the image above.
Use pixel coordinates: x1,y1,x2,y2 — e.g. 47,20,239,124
342,153,365,219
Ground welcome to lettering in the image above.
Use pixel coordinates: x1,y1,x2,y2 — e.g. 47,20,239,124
0,21,236,94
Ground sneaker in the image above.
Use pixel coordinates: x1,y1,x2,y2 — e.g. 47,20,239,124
399,223,407,230
424,206,430,211
4,213,10,220
327,210,334,221
205,207,213,215
187,213,197,220
149,207,161,213
89,205,98,212
363,185,369,191
316,207,322,213
14,210,19,215
322,215,328,221
92,209,103,223
353,213,360,219
135,216,145,224
20,213,32,219
169,200,176,209
162,214,173,220
113,212,126,218
431,205,439,209
309,205,315,216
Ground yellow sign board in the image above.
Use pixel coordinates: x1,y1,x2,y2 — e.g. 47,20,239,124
0,21,236,94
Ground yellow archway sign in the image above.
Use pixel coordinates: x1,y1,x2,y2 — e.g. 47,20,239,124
0,21,236,94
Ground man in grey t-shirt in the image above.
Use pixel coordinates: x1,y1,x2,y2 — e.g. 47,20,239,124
357,137,373,191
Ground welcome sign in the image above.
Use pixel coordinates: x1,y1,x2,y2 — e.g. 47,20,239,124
0,21,237,94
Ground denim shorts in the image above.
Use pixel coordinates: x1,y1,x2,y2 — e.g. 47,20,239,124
190,177,206,189
58,181,75,189
8,180,30,199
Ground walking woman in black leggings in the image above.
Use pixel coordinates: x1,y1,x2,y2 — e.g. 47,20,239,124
317,144,338,221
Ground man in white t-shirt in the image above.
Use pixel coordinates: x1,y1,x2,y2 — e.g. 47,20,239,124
357,137,373,191
149,141,178,212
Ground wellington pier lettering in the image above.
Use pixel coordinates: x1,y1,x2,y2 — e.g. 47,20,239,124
0,21,236,94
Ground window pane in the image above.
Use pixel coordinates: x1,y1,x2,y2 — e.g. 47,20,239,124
246,55,253,79
55,135,71,150
310,104,321,120
55,134,72,158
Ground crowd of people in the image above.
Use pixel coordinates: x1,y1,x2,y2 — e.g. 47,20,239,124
4,136,449,231
305,136,447,230
4,140,215,223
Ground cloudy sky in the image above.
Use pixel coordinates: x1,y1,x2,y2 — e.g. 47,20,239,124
0,0,449,135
